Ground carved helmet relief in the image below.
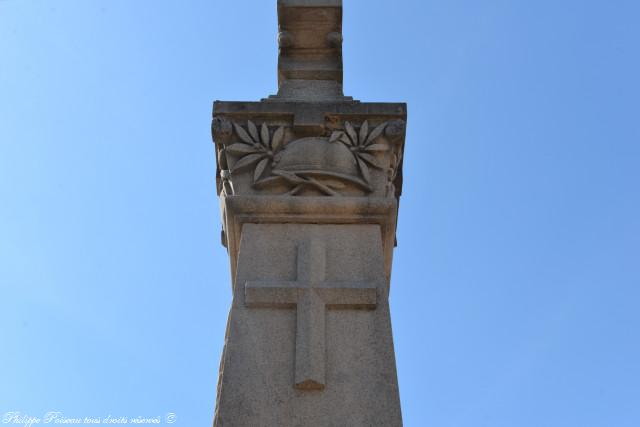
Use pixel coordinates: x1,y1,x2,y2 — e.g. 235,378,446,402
219,119,402,197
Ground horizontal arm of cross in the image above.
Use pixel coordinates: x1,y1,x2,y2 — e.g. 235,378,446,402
245,281,299,307
245,280,377,308
315,281,377,308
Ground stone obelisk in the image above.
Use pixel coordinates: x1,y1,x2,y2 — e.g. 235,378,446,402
211,1,407,425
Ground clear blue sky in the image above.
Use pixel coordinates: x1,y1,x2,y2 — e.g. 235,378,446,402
1,1,639,426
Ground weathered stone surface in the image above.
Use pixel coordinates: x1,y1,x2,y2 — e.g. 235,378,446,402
212,103,406,200
245,237,378,390
211,1,407,425
214,224,402,426
272,0,348,102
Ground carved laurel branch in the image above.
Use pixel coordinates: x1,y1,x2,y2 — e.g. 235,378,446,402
329,121,388,186
222,119,400,196
222,120,285,183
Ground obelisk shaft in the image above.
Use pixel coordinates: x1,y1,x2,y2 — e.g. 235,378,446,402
211,1,407,425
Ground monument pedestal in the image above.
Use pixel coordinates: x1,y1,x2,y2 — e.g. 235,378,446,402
215,217,401,425
211,1,407,425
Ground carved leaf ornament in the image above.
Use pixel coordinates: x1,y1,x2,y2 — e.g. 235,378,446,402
225,120,390,196
225,120,285,183
329,121,388,186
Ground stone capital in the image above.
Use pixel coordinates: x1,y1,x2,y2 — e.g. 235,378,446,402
212,102,407,200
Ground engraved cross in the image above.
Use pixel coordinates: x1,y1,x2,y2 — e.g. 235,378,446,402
244,238,377,390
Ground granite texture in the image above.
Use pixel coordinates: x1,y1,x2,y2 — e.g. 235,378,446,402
211,0,407,425
214,224,402,426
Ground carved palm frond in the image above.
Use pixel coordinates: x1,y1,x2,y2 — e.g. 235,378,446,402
364,144,389,152
271,127,285,151
358,120,368,145
232,153,267,172
260,123,270,148
356,152,385,169
364,122,387,146
233,122,255,145
228,120,286,183
344,121,358,145
226,143,261,155
356,157,371,184
254,157,270,181
328,120,390,185
247,120,260,144
331,121,388,147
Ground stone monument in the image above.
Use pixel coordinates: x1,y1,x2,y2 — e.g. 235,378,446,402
211,1,407,425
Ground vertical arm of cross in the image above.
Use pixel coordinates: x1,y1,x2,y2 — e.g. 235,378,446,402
294,239,327,389
243,238,378,391
243,239,328,390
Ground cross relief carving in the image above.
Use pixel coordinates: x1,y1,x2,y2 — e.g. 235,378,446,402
244,238,378,390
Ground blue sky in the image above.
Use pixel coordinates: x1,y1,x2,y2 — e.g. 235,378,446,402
1,0,639,426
